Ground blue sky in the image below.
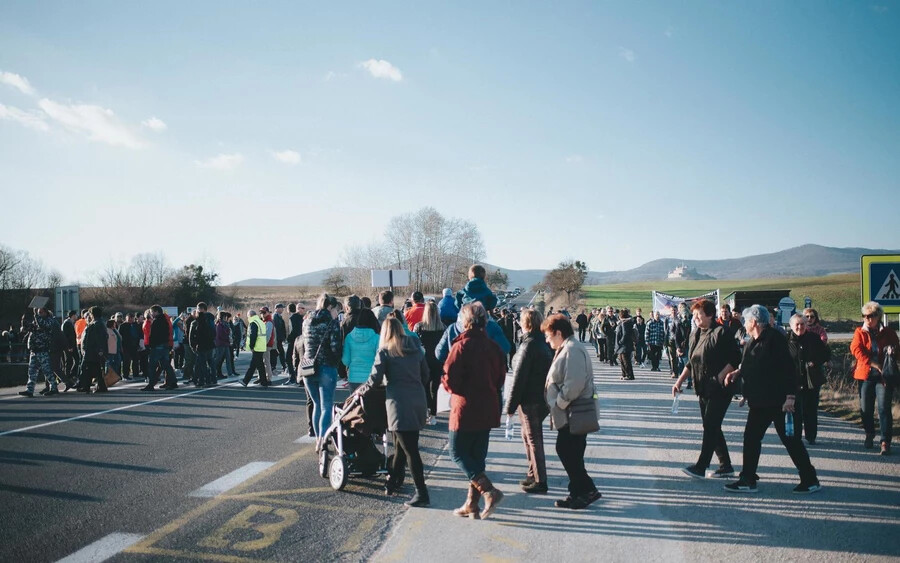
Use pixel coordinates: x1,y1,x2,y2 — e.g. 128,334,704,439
1,2,898,284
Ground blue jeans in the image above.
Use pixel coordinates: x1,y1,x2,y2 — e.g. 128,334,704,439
448,429,490,480
860,379,893,444
149,346,175,387
305,365,337,438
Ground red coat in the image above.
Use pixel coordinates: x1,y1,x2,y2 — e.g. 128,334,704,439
850,325,900,381
404,303,426,331
442,328,506,431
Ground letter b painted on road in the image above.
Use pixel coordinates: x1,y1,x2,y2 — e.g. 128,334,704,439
199,504,299,552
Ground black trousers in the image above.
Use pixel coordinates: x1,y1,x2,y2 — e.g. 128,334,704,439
740,406,818,484
606,338,617,365
391,430,426,491
696,394,732,470
578,327,587,342
555,426,597,497
64,348,81,381
648,345,662,370
796,387,820,442
285,339,297,379
242,351,269,385
618,352,634,379
275,340,287,369
80,361,107,391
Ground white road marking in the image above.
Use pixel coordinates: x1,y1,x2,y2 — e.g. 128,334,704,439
0,382,246,437
57,532,145,563
188,461,276,498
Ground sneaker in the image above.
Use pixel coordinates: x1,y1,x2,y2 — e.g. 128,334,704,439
336,380,349,390
682,465,706,479
522,481,548,494
705,467,735,479
567,490,601,510
554,496,574,508
793,482,822,494
724,479,758,493
18,390,34,398
881,442,891,456
520,476,535,487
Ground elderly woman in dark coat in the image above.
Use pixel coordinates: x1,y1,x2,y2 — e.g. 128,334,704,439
504,309,552,494
443,302,506,520
367,317,431,507
787,314,831,445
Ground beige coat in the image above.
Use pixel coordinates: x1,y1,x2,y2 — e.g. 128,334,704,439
546,336,595,430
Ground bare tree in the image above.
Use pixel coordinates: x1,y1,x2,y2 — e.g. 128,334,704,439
544,260,588,305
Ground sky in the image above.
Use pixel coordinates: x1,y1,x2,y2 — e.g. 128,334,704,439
1,1,898,285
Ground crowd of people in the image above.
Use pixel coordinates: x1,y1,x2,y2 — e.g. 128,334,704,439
8,263,898,511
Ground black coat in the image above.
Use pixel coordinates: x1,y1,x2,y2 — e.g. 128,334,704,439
504,331,552,416
189,312,215,351
62,318,77,349
788,331,831,390
615,318,635,355
575,313,588,329
687,325,741,398
739,327,797,408
81,321,107,362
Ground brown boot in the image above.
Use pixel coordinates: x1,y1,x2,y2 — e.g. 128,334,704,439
472,473,504,520
452,483,481,519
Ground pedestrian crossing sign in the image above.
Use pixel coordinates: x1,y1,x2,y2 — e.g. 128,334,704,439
861,255,900,313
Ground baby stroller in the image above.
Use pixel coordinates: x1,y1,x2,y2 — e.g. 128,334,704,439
317,384,399,491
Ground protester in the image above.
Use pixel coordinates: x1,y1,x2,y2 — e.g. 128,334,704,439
645,310,665,371
372,291,395,325
241,309,270,388
367,317,431,507
442,303,506,520
601,306,618,367
341,311,379,393
673,299,741,480
438,287,459,326
213,311,233,379
723,305,821,493
593,311,607,361
788,314,831,445
189,303,217,388
301,294,343,440
455,264,498,311
285,303,303,384
18,307,58,397
231,313,246,359
172,314,185,371
542,313,601,509
79,306,108,393
666,307,688,377
106,318,122,377
412,301,445,425
505,309,552,494
144,305,177,391
850,301,898,455
633,312,647,367
404,291,426,331
61,310,80,385
803,308,828,344
575,309,589,342
615,309,635,381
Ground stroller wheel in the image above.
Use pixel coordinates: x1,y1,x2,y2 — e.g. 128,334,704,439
329,456,349,491
318,448,329,479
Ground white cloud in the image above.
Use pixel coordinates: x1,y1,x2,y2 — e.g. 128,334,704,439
0,71,36,95
617,47,636,63
272,149,301,165
565,154,584,164
0,102,49,131
359,59,403,82
141,116,167,132
195,153,244,171
38,98,145,148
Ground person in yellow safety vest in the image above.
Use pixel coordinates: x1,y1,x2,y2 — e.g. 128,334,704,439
240,309,270,387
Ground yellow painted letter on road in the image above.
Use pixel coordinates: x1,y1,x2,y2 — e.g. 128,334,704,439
199,504,299,552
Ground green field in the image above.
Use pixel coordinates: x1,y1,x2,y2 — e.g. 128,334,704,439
583,273,861,321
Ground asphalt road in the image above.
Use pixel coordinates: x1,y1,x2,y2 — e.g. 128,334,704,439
3,334,899,562
0,353,445,563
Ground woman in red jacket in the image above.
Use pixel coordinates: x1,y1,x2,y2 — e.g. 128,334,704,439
442,302,506,520
850,301,899,455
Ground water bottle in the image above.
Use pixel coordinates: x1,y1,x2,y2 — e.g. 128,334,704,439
784,412,794,437
671,394,680,415
505,415,514,440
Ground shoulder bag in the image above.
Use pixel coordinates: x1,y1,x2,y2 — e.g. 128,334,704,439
566,377,600,435
299,340,323,378
883,351,899,387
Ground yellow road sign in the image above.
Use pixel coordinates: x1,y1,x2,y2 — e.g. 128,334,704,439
861,254,900,314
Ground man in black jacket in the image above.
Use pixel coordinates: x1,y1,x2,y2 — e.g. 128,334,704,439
189,302,217,388
61,310,80,386
723,305,820,494
118,313,140,380
143,305,177,391
602,306,618,366
273,303,288,373
284,303,305,385
79,307,108,393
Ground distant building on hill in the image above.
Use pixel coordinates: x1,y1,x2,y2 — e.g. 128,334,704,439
667,264,716,281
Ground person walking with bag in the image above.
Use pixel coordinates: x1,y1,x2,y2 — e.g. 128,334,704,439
542,313,601,510
442,303,507,520
367,317,432,507
505,309,552,494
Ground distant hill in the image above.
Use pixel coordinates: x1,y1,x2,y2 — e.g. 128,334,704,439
230,245,899,288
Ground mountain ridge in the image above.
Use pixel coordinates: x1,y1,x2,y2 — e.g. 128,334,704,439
230,244,899,288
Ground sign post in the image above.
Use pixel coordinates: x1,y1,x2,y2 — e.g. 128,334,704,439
371,270,410,294
861,255,900,314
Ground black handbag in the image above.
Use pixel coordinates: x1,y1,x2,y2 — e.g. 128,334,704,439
883,352,899,386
